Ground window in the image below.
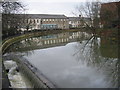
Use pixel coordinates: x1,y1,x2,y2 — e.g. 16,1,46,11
52,19,54,21
37,19,39,23
30,19,32,23
34,19,36,23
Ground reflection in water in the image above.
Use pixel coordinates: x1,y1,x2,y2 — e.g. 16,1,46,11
6,31,118,88
7,32,91,54
74,36,118,87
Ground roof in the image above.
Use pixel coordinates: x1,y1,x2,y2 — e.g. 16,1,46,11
68,17,90,21
102,1,120,5
2,14,68,19
25,14,68,19
68,17,81,21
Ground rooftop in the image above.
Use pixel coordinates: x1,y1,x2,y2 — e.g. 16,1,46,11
68,17,90,21
25,14,68,19
68,17,81,21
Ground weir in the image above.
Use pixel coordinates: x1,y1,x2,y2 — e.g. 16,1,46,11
3,54,57,88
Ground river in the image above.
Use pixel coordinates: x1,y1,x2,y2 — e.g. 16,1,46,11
4,31,119,88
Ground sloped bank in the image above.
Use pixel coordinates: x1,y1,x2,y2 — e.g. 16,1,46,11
1,31,57,89
3,54,56,88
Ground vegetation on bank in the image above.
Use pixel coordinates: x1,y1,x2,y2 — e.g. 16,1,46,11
1,32,39,54
1,29,83,54
1,27,118,55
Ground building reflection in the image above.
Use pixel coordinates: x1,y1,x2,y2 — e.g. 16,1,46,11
7,31,91,52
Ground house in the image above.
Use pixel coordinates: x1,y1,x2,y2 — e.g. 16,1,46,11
100,1,120,28
68,16,81,28
68,15,91,29
5,14,92,32
21,14,69,31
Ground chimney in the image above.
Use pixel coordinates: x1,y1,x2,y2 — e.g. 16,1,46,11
79,15,81,17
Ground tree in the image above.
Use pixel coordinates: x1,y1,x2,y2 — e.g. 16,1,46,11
1,0,25,14
1,0,26,39
75,0,101,32
72,0,102,52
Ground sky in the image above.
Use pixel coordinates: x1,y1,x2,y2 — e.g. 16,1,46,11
19,0,90,17
20,0,118,17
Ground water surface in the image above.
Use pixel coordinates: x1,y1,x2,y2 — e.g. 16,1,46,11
7,31,119,88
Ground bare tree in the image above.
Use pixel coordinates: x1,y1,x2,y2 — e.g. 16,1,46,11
71,0,102,56
1,0,25,14
75,0,101,32
1,0,26,39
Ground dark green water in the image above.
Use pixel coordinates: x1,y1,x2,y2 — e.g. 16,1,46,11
6,31,119,88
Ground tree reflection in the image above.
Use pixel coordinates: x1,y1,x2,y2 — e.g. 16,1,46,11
73,34,119,87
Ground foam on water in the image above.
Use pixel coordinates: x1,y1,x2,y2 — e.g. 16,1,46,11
4,60,31,88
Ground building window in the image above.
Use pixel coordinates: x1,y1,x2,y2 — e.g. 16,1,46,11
34,19,36,23
37,19,39,23
30,19,32,23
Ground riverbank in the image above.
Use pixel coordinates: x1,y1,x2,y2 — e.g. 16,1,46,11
2,53,56,88
1,28,118,88
1,28,118,54
1,29,84,54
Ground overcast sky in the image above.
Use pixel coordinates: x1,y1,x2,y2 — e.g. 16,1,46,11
20,0,117,17
19,0,89,17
